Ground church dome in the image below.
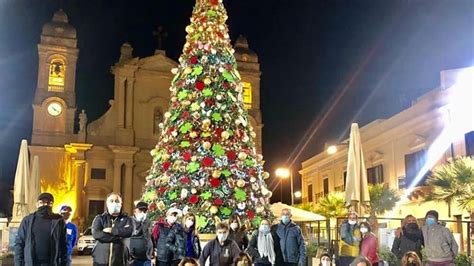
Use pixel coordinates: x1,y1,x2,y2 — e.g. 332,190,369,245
42,9,77,39
234,35,258,63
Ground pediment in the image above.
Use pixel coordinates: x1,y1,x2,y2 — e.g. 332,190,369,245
137,53,178,72
368,150,384,165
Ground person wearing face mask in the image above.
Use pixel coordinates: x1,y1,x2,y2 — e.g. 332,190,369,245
339,211,361,266
152,207,183,266
358,222,379,266
246,219,276,265
129,201,154,266
60,205,78,266
91,192,134,266
275,209,305,266
319,253,332,266
421,210,458,266
228,215,249,251
199,222,241,265
166,213,202,265
391,215,423,260
14,192,68,266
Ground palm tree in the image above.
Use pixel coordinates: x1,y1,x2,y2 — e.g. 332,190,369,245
368,183,400,217
426,157,474,217
314,192,348,244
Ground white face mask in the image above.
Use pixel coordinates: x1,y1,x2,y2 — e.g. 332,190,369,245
348,220,357,225
321,261,331,266
135,212,146,222
360,227,368,234
217,233,228,242
167,215,177,224
230,222,239,230
186,220,194,228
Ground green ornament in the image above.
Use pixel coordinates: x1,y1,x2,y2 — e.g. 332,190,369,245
222,71,234,82
220,207,232,216
207,10,217,18
252,216,262,228
201,191,212,200
187,162,200,173
171,113,179,122
234,188,247,202
245,159,255,167
142,190,155,201
180,141,191,148
212,144,225,156
178,90,188,101
190,102,200,111
179,122,193,134
212,113,222,122
222,169,232,177
196,215,208,229
168,191,178,200
203,88,213,97
201,132,212,138
192,33,201,41
192,66,203,76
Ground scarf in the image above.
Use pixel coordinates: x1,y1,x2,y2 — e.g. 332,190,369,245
257,232,275,264
403,223,422,242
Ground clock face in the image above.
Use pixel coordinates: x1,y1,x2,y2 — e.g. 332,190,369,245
47,102,63,116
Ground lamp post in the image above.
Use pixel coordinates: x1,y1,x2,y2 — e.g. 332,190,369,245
275,167,293,205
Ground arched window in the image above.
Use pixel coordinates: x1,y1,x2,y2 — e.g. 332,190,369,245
48,58,66,92
153,108,163,135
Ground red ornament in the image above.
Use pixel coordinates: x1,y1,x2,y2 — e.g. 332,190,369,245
202,157,214,167
190,56,198,65
210,178,221,188
162,161,171,171
222,82,230,89
148,203,157,211
183,152,192,161
217,32,224,39
246,210,255,219
181,111,190,119
200,17,207,23
210,0,218,5
205,99,214,106
189,195,200,204
248,169,255,176
195,81,205,91
226,151,237,161
158,187,167,194
215,128,223,137
213,198,223,206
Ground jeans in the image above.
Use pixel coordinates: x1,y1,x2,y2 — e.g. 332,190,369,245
131,260,152,266
339,256,356,266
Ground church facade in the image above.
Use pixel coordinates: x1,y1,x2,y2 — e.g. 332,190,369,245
29,10,263,229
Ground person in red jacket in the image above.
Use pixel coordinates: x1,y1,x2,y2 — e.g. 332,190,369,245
359,222,379,266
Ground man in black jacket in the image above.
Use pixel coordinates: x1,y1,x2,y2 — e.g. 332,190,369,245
91,192,134,266
14,192,68,266
129,201,153,266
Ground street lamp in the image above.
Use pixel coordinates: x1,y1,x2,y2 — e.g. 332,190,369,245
275,167,294,205
294,191,302,199
326,142,349,155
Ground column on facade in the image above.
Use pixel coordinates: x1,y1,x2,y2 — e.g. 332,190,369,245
123,162,134,213
74,159,86,219
116,76,126,129
113,161,123,194
125,78,134,129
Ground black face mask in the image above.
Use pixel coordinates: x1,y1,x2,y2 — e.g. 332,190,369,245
404,223,421,241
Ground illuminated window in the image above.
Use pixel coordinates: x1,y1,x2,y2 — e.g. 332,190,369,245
241,82,252,109
153,108,163,135
48,58,65,92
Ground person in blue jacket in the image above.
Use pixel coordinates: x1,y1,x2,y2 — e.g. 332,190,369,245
60,205,78,266
274,208,306,266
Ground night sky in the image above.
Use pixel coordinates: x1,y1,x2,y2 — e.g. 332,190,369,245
0,0,472,216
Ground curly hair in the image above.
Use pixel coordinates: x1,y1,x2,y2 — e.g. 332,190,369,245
401,251,422,266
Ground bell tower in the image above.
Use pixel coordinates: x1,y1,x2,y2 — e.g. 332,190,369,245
32,9,78,146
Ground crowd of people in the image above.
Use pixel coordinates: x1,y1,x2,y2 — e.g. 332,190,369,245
337,210,458,266
12,191,460,266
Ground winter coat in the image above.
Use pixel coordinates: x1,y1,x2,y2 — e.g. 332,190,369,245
391,225,423,259
91,212,134,266
246,231,277,264
199,238,241,266
422,223,459,262
14,208,68,266
129,218,153,262
360,233,379,264
166,223,201,260
339,221,361,257
66,222,78,256
228,228,249,250
152,220,176,262
275,221,306,264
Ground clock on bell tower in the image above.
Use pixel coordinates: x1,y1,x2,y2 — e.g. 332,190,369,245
32,9,79,146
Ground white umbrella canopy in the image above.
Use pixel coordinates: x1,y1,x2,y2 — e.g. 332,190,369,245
344,123,370,213
12,139,30,222
29,155,41,212
271,202,326,222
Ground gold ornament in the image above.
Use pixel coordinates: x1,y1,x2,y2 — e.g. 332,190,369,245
238,152,247,161
164,112,172,119
185,25,195,33
204,77,212,85
212,170,221,178
262,172,270,179
157,201,166,211
171,68,179,74
190,131,198,138
161,153,170,161
237,179,246,188
191,188,197,194
184,67,192,74
203,142,212,150
221,131,230,140
210,206,219,214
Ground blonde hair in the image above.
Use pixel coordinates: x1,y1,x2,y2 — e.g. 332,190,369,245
401,251,422,266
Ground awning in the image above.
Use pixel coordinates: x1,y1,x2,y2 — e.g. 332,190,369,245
271,202,326,222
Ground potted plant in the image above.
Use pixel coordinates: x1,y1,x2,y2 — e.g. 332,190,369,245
306,242,319,266
455,253,472,266
377,246,399,266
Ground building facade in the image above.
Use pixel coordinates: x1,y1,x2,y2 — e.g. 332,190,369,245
30,10,264,229
300,67,474,222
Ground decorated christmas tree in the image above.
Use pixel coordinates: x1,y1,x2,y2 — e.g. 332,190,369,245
142,0,273,233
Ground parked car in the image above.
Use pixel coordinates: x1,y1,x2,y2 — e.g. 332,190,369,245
77,227,95,255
